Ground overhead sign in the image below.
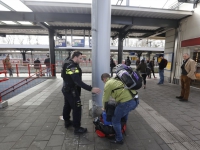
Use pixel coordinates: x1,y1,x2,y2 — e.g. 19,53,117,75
55,39,66,47
72,39,85,47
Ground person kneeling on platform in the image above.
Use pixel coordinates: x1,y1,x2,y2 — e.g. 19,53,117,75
101,73,139,144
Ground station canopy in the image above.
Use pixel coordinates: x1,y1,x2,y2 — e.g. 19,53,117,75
0,0,193,39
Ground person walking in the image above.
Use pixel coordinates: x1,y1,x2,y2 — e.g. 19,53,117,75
44,54,51,77
61,51,101,134
146,60,151,78
101,73,139,144
125,56,131,66
136,59,147,89
176,53,196,102
136,58,140,67
157,54,167,85
3,54,13,77
149,59,156,78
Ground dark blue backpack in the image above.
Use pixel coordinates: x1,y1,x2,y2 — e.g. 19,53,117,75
115,64,142,90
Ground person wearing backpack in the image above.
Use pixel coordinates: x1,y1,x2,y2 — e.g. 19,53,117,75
101,73,139,144
136,59,148,89
125,56,131,66
157,54,168,85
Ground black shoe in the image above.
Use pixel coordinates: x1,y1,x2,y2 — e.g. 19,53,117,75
179,99,188,102
74,127,87,134
110,139,124,144
176,96,183,99
65,120,72,128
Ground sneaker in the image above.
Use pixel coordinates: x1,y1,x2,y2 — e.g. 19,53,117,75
110,139,124,144
74,127,87,134
65,120,72,128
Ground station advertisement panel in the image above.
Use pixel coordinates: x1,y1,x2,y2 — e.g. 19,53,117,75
164,53,173,71
55,39,66,47
72,39,85,47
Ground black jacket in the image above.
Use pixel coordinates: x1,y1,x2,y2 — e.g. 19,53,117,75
62,59,92,95
44,58,50,67
159,59,166,70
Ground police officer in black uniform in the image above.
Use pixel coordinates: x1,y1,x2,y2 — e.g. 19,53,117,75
62,51,101,134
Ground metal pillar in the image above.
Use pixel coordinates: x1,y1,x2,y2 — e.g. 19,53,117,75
71,29,73,46
84,30,85,44
126,0,130,6
48,29,56,76
92,0,111,107
171,29,179,83
118,32,124,64
65,29,67,46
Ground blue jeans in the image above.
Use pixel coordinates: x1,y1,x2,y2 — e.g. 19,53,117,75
158,69,164,84
46,67,51,77
112,99,139,141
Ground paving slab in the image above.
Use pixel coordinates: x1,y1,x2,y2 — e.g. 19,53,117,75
0,75,200,150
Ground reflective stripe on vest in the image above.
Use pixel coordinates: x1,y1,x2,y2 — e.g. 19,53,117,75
66,68,79,75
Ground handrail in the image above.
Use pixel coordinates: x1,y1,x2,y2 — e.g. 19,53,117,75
0,66,50,103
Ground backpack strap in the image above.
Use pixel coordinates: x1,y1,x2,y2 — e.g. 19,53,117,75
111,77,138,98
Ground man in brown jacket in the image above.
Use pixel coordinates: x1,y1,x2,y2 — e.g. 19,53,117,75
176,53,196,102
3,55,13,77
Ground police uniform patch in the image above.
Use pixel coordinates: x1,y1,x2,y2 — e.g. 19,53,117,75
70,67,76,72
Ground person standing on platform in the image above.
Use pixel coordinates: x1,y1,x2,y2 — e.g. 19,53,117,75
110,56,116,77
3,54,13,77
34,58,40,76
44,54,51,77
176,53,196,102
61,51,101,134
136,59,147,89
149,59,156,78
157,54,167,85
136,58,140,67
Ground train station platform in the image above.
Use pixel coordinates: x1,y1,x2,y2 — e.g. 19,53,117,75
0,74,200,150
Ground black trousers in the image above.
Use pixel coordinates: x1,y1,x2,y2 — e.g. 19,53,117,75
150,68,155,78
141,74,147,85
110,67,114,77
62,87,81,128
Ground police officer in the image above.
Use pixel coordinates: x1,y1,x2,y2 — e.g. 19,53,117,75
62,51,101,134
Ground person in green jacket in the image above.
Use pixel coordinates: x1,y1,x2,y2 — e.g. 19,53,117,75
101,73,139,144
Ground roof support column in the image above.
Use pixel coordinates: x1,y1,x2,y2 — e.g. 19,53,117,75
48,29,56,76
118,32,124,64
91,0,111,108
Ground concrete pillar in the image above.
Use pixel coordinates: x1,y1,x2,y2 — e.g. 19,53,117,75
91,0,111,107
48,29,56,76
118,32,123,64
